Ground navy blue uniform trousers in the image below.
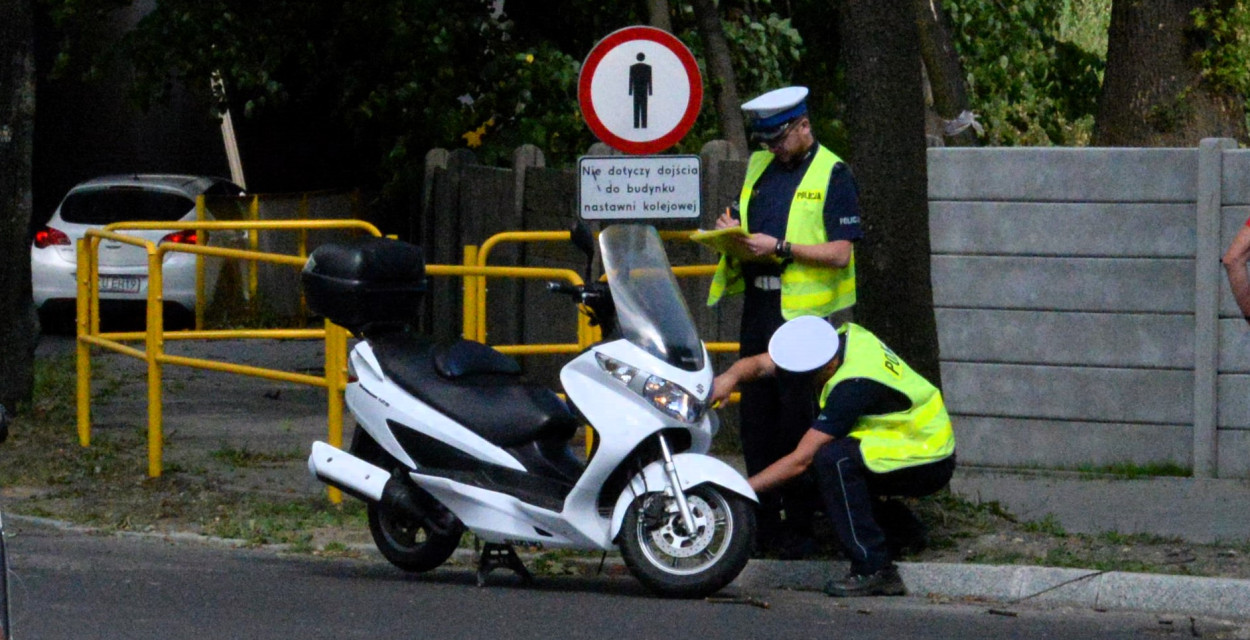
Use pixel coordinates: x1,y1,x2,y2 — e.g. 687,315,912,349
737,287,818,541
813,437,955,574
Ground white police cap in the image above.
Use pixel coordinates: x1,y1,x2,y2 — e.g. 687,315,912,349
742,86,809,131
768,315,839,373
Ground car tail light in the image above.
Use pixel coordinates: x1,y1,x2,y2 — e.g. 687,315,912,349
160,230,199,245
33,226,70,249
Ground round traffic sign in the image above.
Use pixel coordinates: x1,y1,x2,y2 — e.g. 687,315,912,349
578,26,703,155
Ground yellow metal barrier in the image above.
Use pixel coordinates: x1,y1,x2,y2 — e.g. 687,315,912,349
76,221,589,505
472,229,740,355
78,223,377,482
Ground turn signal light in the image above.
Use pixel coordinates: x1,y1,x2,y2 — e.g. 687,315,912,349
33,226,70,249
160,230,199,245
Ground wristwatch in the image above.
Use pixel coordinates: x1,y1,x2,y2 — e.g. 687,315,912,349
774,239,792,259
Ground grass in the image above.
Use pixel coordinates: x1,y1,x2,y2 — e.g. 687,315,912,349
0,353,367,551
210,444,304,468
1074,461,1191,479
203,497,368,545
1096,530,1184,547
1003,460,1193,479
1021,514,1067,537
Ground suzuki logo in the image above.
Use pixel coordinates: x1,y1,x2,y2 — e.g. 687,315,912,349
696,384,704,394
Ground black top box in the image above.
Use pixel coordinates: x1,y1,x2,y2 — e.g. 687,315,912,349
301,238,426,332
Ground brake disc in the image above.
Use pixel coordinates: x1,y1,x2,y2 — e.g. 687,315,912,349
647,494,715,558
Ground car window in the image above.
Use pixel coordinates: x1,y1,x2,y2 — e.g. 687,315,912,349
59,188,195,225
203,181,245,197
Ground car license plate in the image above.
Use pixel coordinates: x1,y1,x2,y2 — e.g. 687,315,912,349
99,275,142,294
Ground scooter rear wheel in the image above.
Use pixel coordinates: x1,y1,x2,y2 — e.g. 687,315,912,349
368,502,465,573
619,484,755,599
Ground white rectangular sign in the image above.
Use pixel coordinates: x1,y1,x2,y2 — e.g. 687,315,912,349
578,155,701,220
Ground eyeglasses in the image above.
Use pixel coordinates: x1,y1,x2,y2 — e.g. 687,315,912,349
752,119,798,148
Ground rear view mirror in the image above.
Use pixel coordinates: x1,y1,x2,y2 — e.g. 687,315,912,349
571,221,595,260
570,221,597,282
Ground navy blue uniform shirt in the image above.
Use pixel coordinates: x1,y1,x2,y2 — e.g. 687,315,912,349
812,379,911,440
734,142,862,280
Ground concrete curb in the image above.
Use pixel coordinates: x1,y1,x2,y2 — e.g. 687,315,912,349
12,514,1250,620
735,559,1250,619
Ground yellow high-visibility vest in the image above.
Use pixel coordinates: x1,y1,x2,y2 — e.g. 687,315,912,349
707,146,856,319
819,323,955,473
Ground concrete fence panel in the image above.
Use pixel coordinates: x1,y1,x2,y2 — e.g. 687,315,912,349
930,202,1196,257
942,362,1192,424
936,309,1192,368
931,256,1194,312
1222,150,1250,205
951,417,1191,469
931,139,1248,478
928,147,1198,203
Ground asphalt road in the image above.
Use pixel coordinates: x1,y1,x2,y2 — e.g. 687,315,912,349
4,519,1232,640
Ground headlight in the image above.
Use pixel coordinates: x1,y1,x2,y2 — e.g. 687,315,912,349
596,353,705,423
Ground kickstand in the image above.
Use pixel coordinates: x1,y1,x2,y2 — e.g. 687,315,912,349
476,542,534,587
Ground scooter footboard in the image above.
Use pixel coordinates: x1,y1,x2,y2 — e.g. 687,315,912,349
609,453,758,542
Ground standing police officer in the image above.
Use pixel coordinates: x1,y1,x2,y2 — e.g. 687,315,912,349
707,86,862,557
711,316,956,597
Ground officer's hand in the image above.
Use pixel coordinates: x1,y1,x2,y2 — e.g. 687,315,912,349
709,373,736,408
714,210,740,230
744,233,778,258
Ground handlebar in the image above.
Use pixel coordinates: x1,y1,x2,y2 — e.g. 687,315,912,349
546,281,581,297
546,281,617,336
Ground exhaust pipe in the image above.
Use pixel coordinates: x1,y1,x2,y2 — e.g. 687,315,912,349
308,441,455,535
308,441,389,502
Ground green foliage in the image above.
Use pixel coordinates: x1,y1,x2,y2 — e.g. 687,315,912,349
122,0,600,190
943,0,1106,145
717,3,803,102
52,0,1128,187
658,1,806,153
114,0,815,180
39,0,131,80
1193,2,1250,117
1056,0,1109,58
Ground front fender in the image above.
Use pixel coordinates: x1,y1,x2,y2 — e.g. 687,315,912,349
609,453,757,542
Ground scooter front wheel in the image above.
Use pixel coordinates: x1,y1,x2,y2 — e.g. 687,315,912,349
619,484,755,598
368,502,465,573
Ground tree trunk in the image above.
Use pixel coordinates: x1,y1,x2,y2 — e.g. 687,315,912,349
0,0,38,409
646,0,672,33
1094,0,1247,145
689,0,748,159
840,0,942,385
913,0,977,146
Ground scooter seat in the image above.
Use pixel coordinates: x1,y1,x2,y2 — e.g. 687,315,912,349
432,339,522,378
369,332,579,448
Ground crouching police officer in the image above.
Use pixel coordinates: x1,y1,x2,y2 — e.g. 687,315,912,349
710,317,956,597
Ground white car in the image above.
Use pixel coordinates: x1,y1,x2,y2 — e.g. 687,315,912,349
31,174,245,329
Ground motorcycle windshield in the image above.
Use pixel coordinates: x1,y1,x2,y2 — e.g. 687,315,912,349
599,224,705,372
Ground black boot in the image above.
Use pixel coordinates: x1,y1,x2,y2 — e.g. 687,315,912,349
823,564,907,597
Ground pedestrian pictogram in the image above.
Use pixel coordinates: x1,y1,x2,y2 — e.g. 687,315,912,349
579,26,703,155
630,53,652,129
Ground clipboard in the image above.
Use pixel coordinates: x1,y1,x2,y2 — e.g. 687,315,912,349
690,226,781,264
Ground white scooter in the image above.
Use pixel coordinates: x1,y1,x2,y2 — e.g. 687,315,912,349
302,224,756,598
